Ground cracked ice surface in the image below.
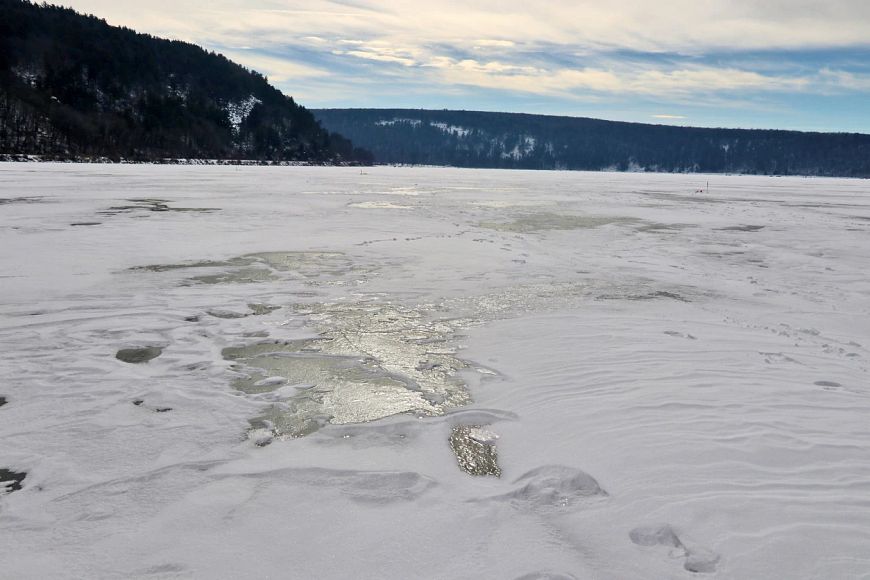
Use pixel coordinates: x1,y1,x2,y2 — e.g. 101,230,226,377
1,164,870,579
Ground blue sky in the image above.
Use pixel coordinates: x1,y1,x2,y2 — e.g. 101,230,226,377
61,0,870,133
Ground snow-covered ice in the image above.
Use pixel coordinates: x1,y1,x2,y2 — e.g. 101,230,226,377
1,164,869,579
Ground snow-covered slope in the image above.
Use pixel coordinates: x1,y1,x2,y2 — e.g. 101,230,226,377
224,95,262,134
1,164,868,579
314,109,870,176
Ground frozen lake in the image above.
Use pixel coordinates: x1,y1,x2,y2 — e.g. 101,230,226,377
1,164,869,579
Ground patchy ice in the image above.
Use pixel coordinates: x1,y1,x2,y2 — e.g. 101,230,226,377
1,164,869,578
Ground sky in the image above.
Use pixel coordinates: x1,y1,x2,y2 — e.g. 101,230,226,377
59,0,870,133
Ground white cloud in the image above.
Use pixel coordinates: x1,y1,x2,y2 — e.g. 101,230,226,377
818,69,870,91
331,41,423,67
337,50,417,66
219,51,330,82
425,57,811,98
61,0,870,53
474,39,516,48
57,0,870,107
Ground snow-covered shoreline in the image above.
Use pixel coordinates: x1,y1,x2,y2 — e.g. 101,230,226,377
0,154,355,166
1,164,868,578
5,157,869,179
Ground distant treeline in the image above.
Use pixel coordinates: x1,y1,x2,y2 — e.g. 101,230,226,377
314,109,870,177
0,0,372,163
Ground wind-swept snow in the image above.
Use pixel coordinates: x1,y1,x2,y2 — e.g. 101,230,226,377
1,164,869,579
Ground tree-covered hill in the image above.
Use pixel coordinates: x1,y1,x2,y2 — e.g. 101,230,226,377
314,109,870,177
0,0,372,163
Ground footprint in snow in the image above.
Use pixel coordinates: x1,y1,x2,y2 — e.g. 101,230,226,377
629,524,719,574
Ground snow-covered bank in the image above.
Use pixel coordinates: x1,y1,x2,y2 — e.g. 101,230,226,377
1,164,868,578
0,155,350,166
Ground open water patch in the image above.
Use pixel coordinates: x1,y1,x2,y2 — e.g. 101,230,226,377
0,469,26,494
596,289,690,302
132,251,365,287
716,224,765,232
635,222,695,234
207,303,280,319
480,212,637,233
131,257,253,273
116,346,163,364
132,399,172,413
100,198,219,215
0,197,45,206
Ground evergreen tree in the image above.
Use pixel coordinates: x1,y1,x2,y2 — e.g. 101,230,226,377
0,0,371,163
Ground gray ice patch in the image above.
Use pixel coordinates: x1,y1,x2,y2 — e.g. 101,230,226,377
116,346,163,364
0,468,26,494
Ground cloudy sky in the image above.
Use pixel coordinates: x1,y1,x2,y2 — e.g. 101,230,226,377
61,0,870,132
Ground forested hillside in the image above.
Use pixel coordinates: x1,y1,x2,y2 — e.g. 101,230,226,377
0,0,371,163
314,109,870,177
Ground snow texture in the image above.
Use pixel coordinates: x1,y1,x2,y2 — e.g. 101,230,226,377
224,95,261,133
375,118,422,127
430,122,472,138
1,164,869,579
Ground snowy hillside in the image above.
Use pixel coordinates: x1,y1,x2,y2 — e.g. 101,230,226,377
314,108,870,176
